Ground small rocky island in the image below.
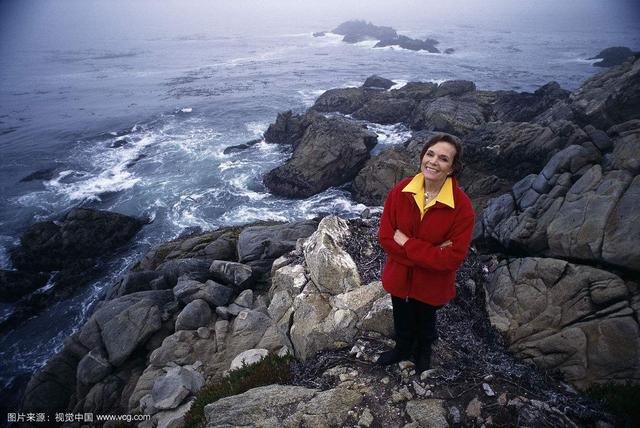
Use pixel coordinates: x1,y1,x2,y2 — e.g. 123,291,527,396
9,57,640,426
317,20,442,53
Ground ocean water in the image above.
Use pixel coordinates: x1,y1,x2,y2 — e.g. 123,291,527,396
1,1,639,396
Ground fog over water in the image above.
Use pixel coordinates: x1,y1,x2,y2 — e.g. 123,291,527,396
0,0,638,399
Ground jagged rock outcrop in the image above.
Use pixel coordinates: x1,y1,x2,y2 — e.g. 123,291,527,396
485,257,639,389
20,223,297,418
475,122,639,272
263,113,378,198
569,56,640,128
267,216,393,360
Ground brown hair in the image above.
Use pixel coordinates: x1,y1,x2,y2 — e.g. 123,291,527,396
419,133,464,176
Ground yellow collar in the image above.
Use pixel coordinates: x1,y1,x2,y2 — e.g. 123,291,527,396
402,173,455,218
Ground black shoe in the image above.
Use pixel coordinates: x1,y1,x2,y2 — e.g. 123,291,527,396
376,348,411,366
415,344,433,373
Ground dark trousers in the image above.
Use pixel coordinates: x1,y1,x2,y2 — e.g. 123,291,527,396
391,296,441,352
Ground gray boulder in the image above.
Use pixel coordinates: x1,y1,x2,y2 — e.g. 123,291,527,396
569,57,640,128
209,260,254,290
152,366,204,410
263,110,306,147
362,75,395,89
410,95,485,134
435,80,476,97
173,277,233,307
155,258,211,284
204,384,362,428
493,82,570,123
175,299,212,331
237,220,318,275
352,97,416,124
312,87,369,114
77,348,113,385
351,146,416,206
485,257,639,390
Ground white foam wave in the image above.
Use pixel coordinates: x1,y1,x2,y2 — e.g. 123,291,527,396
217,206,289,226
219,160,250,172
572,58,600,64
296,188,366,218
314,32,343,45
389,80,408,90
180,107,193,113
368,123,412,151
245,121,269,137
298,88,326,107
355,39,380,48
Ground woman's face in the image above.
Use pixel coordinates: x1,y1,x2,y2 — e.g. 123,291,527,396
421,141,456,183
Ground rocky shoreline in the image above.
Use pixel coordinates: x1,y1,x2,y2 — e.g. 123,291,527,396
5,57,639,426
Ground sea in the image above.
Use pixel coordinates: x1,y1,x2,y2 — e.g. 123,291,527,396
1,0,638,402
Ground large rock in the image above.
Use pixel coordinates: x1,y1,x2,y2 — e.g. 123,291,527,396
237,220,318,275
208,260,254,290
351,146,416,206
492,82,570,123
204,384,362,428
302,216,360,295
263,113,377,198
375,35,440,52
268,216,390,360
352,97,416,124
155,258,212,284
476,137,639,272
569,57,640,128
174,277,233,307
263,110,306,148
175,299,212,331
312,87,370,114
410,95,485,134
10,208,145,272
484,257,640,390
464,121,584,182
362,75,395,89
405,399,449,427
152,366,204,410
78,290,174,362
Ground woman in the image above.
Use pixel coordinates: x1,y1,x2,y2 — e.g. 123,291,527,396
377,133,475,373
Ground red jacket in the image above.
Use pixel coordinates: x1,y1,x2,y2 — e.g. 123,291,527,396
379,176,475,305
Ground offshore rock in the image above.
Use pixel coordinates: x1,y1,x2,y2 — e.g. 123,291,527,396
10,207,145,272
263,113,377,198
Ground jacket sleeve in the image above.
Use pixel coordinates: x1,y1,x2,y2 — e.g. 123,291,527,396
379,185,416,267
403,201,475,272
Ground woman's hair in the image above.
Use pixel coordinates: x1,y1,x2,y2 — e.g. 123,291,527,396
419,133,464,176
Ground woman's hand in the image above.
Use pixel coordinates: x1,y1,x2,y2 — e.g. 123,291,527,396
438,240,452,248
393,229,409,246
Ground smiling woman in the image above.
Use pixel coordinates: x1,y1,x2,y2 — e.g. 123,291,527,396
377,133,475,373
